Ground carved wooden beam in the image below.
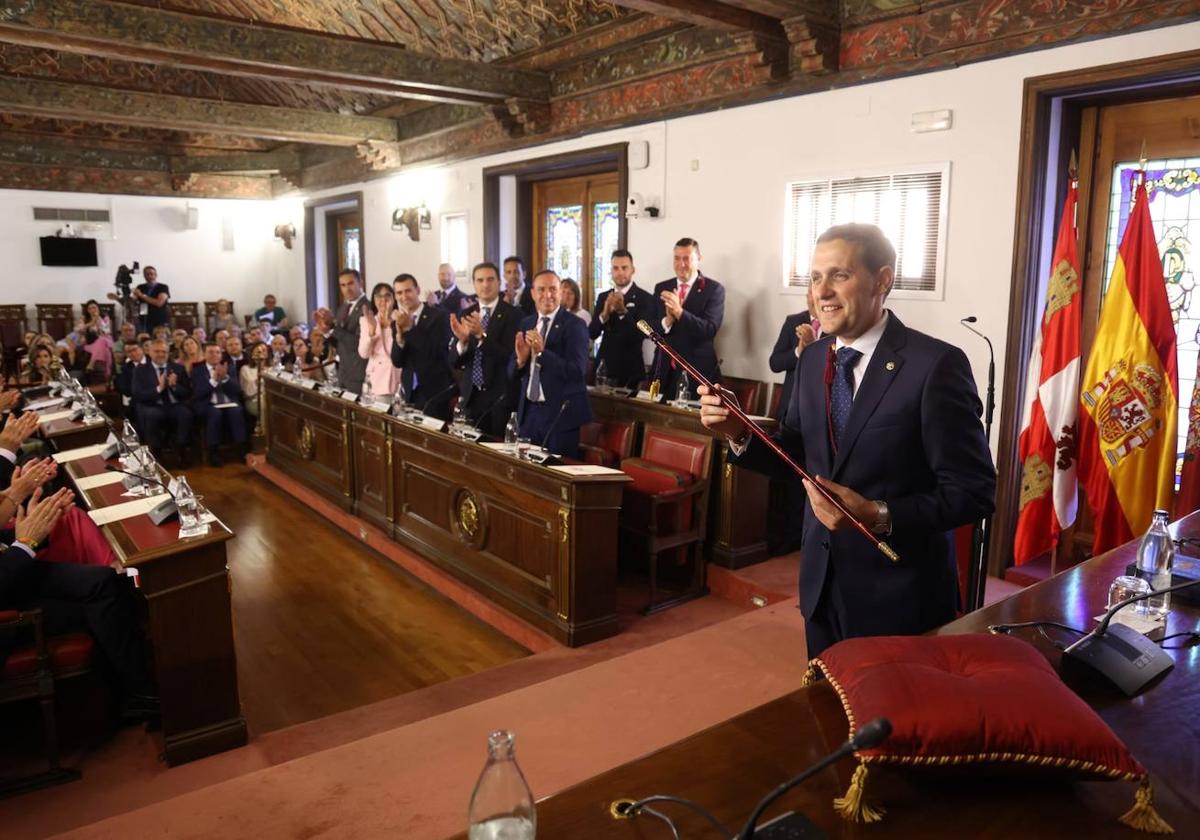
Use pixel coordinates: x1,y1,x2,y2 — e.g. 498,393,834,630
0,76,398,145
0,0,550,105
781,1,841,75
607,0,784,35
167,149,304,175
0,137,303,175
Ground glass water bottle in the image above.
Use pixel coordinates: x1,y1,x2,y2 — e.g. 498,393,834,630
1135,509,1174,619
468,730,535,840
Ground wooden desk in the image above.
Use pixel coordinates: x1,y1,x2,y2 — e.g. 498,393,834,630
263,375,631,646
588,389,774,568
38,414,109,451
471,515,1200,838
62,454,247,766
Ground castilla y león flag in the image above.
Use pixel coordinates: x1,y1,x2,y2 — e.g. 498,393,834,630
1078,175,1178,554
1013,180,1081,566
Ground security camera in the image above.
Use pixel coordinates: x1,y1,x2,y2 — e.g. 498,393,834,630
626,193,643,219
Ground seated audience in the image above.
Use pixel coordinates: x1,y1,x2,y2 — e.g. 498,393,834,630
269,333,290,366
179,336,204,377
152,324,171,343
116,341,147,416
213,329,230,354
113,320,137,367
170,328,188,358
224,335,248,377
357,282,401,398
209,299,237,334
133,339,193,464
191,326,207,346
560,278,591,327
254,294,288,331
20,345,55,385
241,343,269,419
79,299,116,376
190,343,247,467
251,319,275,346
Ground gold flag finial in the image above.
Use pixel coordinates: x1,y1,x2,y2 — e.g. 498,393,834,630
1068,149,1078,183
1138,139,1148,171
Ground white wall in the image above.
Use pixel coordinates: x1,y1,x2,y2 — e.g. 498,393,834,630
0,190,306,327
294,20,1200,452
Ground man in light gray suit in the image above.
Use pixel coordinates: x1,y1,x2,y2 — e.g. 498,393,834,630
315,269,368,393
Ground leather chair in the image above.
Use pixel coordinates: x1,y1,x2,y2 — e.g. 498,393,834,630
619,426,713,613
0,609,93,797
722,375,763,416
766,382,785,420
169,302,200,333
0,304,27,381
578,420,635,467
36,304,75,342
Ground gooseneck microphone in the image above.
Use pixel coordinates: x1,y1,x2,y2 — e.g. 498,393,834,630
959,315,995,614
103,465,178,525
735,717,892,840
538,399,571,452
1060,578,1200,696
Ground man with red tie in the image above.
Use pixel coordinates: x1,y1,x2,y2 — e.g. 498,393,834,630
652,237,725,400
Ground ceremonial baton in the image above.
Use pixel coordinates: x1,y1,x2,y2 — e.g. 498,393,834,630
636,319,899,563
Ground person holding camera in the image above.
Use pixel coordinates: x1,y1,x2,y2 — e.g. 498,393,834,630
133,266,170,334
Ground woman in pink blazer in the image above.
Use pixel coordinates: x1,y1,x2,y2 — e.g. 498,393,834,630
357,282,402,398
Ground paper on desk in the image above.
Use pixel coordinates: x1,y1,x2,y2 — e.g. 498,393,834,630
478,442,511,451
51,443,109,464
549,464,624,476
88,493,172,526
75,471,127,491
37,409,76,424
25,396,65,411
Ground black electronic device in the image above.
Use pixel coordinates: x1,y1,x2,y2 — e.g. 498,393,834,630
40,236,98,267
753,810,826,838
1060,578,1200,696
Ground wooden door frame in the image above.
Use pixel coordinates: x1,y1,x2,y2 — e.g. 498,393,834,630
530,172,620,305
482,143,628,272
992,49,1200,574
304,191,364,317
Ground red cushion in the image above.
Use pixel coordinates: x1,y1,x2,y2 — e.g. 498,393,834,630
579,444,616,467
621,458,693,495
642,429,707,478
814,634,1143,777
621,459,697,536
3,633,95,679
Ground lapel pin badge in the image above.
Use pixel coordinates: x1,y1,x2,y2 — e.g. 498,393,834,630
885,361,896,371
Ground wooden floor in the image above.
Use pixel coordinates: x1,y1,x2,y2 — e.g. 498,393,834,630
187,461,529,736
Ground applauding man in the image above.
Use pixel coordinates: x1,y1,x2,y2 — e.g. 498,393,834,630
134,339,193,465
652,238,724,399
449,262,522,437
191,343,247,466
390,274,456,420
590,249,655,389
511,270,592,457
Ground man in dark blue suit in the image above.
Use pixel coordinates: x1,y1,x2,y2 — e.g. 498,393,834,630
701,224,995,658
191,343,247,467
652,237,724,399
390,274,456,421
504,256,536,317
449,262,522,437
768,300,818,421
511,270,592,457
133,339,193,464
589,249,655,389
428,262,467,315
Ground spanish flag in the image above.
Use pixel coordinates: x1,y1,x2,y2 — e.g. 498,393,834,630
1078,175,1178,554
1013,179,1080,566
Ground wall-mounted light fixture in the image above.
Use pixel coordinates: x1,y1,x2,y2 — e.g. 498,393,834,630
392,207,420,241
274,223,296,249
911,109,953,133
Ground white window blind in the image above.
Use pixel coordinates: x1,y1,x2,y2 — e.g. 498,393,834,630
784,164,949,296
440,212,469,281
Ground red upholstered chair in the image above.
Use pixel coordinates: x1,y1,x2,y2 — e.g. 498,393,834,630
766,382,785,420
721,376,763,416
578,421,635,467
169,302,199,332
619,427,713,613
0,609,93,796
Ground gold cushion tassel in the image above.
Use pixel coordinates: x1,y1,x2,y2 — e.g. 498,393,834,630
801,664,817,686
832,763,886,823
1118,776,1173,834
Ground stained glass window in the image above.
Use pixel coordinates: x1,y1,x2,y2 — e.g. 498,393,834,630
1103,158,1200,479
343,226,361,273
545,204,583,284
592,202,621,294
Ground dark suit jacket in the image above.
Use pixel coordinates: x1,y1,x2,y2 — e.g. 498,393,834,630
190,363,243,409
450,299,522,410
432,286,467,315
589,283,655,388
223,354,249,380
769,311,813,420
733,313,995,637
511,310,593,435
390,306,455,419
651,275,724,395
515,286,535,317
132,361,191,407
331,295,368,392
116,359,146,399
